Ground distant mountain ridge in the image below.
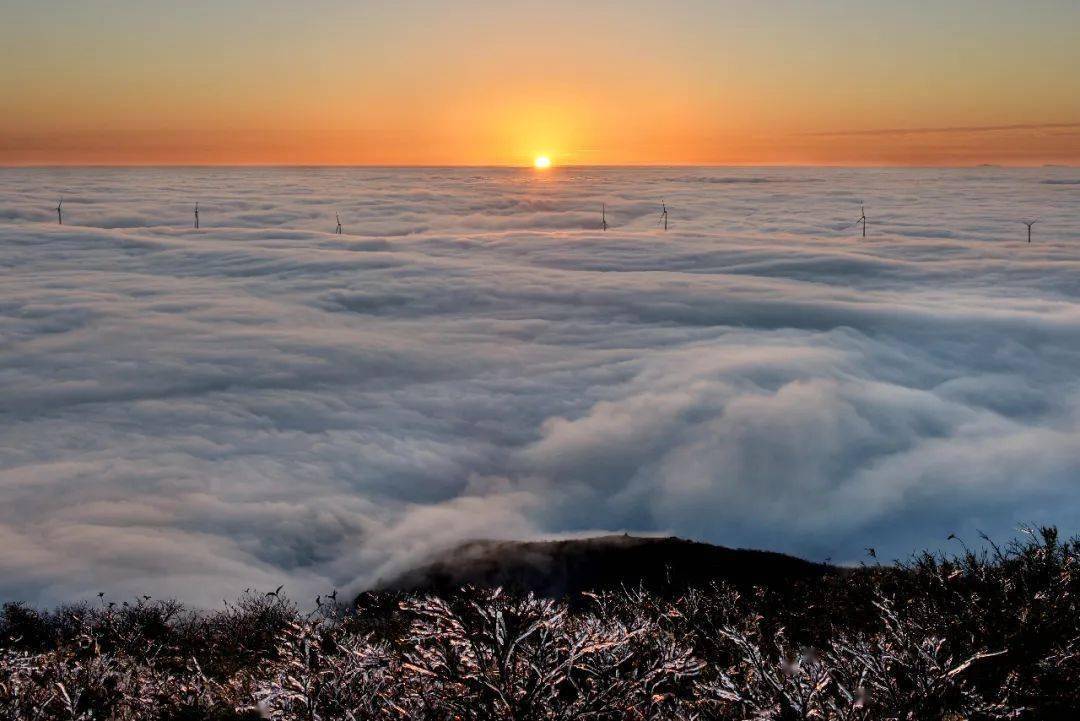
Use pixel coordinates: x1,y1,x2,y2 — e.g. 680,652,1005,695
375,535,838,597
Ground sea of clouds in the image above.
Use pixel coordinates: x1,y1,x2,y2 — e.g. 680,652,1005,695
1,166,1079,606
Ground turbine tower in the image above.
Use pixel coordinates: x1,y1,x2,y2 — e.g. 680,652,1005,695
858,204,867,238
660,200,668,231
194,202,200,229
336,213,343,234
1023,219,1037,243
56,198,63,225
601,203,607,231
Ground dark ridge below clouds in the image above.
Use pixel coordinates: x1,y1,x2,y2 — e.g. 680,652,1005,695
376,535,834,597
0,166,1078,606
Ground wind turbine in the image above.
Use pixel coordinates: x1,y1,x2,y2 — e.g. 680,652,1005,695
660,200,668,231
601,203,607,231
336,213,342,234
1023,219,1037,243
56,198,63,225
194,202,200,229
858,204,867,238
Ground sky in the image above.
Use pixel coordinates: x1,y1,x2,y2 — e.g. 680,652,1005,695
2,0,1079,165
2,165,1078,605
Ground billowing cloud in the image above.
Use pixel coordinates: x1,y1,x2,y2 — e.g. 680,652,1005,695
1,166,1078,606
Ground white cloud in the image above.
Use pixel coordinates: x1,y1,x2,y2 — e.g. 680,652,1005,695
1,166,1079,605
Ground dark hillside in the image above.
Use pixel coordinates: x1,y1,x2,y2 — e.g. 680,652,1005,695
376,534,838,596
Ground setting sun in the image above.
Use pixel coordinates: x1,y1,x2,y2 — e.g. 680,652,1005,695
534,156,552,169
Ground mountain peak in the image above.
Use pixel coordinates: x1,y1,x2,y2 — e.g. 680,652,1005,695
373,535,836,597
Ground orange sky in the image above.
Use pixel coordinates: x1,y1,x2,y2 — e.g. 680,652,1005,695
2,1,1078,166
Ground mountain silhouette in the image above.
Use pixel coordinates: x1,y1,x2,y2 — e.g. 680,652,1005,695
375,535,837,597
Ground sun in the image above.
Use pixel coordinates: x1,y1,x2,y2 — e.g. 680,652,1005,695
533,155,552,169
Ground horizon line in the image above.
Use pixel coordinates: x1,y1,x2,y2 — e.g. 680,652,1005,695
2,162,1077,170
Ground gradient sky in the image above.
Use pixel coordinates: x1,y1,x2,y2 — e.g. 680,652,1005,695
2,0,1078,165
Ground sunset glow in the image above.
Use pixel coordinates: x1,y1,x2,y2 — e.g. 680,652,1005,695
1,1,1078,166
4,4,1080,698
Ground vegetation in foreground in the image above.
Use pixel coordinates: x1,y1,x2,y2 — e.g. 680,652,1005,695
2,527,1077,720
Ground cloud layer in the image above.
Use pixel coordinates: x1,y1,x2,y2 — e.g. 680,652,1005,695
1,166,1079,606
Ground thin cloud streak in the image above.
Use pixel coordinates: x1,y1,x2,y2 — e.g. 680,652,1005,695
806,122,1080,137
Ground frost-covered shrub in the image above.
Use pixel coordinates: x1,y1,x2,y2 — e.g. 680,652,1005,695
2,528,1077,720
